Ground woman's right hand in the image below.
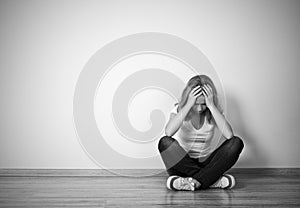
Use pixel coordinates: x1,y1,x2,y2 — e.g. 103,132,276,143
186,85,202,107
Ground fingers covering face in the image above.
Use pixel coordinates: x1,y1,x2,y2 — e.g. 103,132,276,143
191,84,213,97
192,85,200,92
192,85,201,96
202,84,213,97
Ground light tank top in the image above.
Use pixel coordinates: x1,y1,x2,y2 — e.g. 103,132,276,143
169,104,223,162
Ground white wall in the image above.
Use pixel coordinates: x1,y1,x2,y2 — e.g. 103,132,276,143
0,0,299,169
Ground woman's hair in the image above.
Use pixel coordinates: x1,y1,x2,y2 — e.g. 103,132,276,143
175,74,223,123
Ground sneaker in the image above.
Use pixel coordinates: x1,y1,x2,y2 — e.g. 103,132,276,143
209,174,236,189
166,175,195,191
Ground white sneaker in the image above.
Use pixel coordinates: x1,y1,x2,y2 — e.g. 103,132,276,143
166,176,195,191
210,174,236,189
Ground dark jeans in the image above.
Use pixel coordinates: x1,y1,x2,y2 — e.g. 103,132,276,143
158,135,244,189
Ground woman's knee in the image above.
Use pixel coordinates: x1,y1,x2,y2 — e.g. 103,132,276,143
158,136,175,152
228,136,244,154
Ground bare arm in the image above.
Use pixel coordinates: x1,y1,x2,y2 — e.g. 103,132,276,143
202,84,234,139
165,103,193,137
209,105,234,139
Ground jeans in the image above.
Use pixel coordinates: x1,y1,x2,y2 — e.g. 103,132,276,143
158,135,244,189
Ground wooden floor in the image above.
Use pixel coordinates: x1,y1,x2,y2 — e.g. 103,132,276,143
0,169,299,207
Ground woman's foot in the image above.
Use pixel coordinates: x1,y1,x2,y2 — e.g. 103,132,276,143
166,176,197,191
209,174,236,189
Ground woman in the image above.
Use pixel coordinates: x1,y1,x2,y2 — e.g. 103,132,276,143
158,75,244,191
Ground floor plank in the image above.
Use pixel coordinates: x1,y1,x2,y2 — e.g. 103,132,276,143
0,169,299,207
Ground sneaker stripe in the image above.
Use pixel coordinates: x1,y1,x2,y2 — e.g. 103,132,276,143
224,175,231,189
224,174,235,189
166,176,180,190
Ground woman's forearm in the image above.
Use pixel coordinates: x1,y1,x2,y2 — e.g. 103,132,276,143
209,105,234,139
165,104,192,137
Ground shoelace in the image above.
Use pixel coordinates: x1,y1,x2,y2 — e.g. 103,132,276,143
179,177,195,191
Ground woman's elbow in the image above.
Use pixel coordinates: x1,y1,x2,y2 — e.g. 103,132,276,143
164,128,174,137
224,131,234,139
223,125,234,139
164,130,171,137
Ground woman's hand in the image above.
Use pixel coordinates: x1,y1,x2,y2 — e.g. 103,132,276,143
202,84,214,108
186,85,202,107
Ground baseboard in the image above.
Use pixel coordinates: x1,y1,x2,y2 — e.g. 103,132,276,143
0,168,299,177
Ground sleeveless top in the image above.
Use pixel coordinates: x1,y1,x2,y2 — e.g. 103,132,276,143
169,104,222,162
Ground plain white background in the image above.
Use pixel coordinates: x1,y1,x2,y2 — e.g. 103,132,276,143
0,0,300,168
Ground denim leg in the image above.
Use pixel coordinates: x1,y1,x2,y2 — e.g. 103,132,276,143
192,136,244,189
158,136,202,178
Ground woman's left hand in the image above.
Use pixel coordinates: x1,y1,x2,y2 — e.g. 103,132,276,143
202,84,214,108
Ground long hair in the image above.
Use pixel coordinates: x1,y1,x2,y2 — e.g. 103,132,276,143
175,75,223,123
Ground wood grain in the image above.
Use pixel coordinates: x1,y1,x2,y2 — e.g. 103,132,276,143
0,168,299,207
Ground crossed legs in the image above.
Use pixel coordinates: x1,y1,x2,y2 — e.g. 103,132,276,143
158,135,244,189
